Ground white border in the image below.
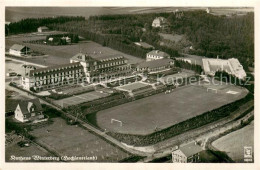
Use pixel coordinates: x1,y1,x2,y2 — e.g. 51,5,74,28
1,1,259,170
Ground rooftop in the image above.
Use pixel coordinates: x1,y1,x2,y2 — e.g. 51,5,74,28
38,26,49,29
178,142,203,157
28,62,82,76
17,98,42,115
138,58,173,69
10,44,28,51
134,42,154,49
147,50,170,57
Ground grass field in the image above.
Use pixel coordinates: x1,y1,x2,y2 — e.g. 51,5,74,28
5,133,53,162
116,82,150,92
53,91,109,107
6,34,144,66
159,33,184,43
96,84,247,135
212,121,254,162
29,118,131,162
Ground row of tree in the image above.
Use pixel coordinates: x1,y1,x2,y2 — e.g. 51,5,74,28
174,59,203,73
5,16,85,35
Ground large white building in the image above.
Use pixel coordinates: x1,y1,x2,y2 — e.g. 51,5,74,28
202,58,247,80
152,17,168,28
146,50,170,61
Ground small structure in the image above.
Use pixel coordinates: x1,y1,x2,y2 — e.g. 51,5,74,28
9,44,30,56
172,142,203,163
206,8,211,14
14,98,44,122
146,50,170,61
152,17,168,28
38,26,49,32
136,58,174,74
134,41,154,50
61,36,71,43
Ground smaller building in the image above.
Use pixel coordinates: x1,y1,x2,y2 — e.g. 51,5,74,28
14,98,44,122
152,17,168,28
136,58,174,74
134,41,154,50
172,142,203,163
38,26,49,32
146,50,170,61
9,44,30,56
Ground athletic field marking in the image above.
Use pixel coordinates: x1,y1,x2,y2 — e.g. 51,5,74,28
226,90,239,94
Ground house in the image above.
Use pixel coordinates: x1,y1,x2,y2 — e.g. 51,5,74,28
146,50,170,61
172,142,203,163
38,26,49,32
9,44,30,56
136,58,174,74
61,36,71,43
152,17,168,28
14,98,44,122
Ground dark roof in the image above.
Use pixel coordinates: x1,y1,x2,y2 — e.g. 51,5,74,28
17,98,42,115
10,44,28,51
71,53,125,62
147,50,170,57
28,62,82,76
178,142,203,157
138,59,173,69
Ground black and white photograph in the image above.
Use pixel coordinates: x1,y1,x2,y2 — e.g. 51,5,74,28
1,1,259,170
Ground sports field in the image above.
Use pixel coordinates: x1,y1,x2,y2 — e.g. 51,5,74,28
30,118,130,162
53,91,109,107
96,84,248,135
116,82,150,92
212,121,254,162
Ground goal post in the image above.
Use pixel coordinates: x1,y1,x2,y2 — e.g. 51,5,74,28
111,118,123,126
207,88,218,93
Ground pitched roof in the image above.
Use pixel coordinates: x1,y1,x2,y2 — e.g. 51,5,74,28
28,62,82,76
17,98,42,115
178,142,203,158
138,59,173,69
147,50,170,57
10,44,28,51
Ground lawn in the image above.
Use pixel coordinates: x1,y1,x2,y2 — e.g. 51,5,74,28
29,117,131,162
116,82,150,92
96,84,247,135
212,121,254,162
53,91,110,108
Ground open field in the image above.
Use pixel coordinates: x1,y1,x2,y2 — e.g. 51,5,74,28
159,33,184,43
29,118,130,162
5,133,53,162
212,121,254,162
6,7,253,22
6,34,144,66
96,84,247,135
116,82,150,92
53,91,110,107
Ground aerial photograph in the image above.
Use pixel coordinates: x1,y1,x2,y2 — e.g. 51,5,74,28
4,7,254,163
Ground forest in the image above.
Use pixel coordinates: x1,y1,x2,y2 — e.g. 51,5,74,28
5,16,85,35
